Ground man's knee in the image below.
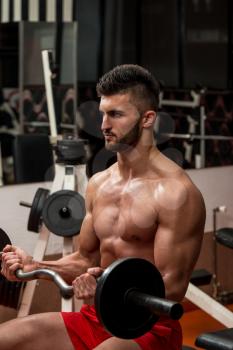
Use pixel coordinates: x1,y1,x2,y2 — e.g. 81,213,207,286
0,312,73,350
0,316,35,349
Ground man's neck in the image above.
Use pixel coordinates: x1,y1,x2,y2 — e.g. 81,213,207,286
116,143,157,180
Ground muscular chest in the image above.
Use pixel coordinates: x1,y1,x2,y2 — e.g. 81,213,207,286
92,182,158,242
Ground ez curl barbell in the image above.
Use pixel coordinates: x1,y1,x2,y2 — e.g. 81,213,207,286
0,228,183,339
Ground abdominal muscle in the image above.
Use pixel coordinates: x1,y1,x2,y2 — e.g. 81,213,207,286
93,206,157,269
91,172,160,268
84,230,156,306
84,189,158,305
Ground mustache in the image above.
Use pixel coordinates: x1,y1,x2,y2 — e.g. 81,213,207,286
103,132,116,137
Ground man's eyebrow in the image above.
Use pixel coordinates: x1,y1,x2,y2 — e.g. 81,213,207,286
99,107,124,115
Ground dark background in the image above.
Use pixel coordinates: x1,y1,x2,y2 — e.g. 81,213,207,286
0,0,232,89
0,0,233,183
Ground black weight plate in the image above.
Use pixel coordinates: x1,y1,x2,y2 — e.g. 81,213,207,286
0,228,11,252
28,188,50,233
42,190,86,237
0,276,24,309
0,228,12,270
95,257,165,339
0,229,25,310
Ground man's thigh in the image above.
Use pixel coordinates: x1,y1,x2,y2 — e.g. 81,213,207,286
0,312,74,350
94,337,141,350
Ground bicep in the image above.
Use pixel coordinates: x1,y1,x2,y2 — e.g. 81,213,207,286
75,177,100,266
78,212,100,258
155,226,202,282
154,193,205,300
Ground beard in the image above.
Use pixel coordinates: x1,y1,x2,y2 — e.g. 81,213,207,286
104,119,141,153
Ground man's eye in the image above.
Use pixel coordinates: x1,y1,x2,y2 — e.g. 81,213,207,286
111,112,122,118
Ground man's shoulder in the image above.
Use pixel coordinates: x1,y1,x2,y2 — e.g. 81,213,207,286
177,169,205,212
152,159,204,207
88,163,116,189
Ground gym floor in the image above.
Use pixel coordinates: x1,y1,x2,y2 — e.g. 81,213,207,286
181,302,233,349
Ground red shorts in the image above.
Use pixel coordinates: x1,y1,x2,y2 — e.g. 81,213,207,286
61,304,182,350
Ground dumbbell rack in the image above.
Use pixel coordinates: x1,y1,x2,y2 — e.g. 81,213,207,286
17,157,88,317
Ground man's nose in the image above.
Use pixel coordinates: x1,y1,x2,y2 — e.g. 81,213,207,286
101,115,111,131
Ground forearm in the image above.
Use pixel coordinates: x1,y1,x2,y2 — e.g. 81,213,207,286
162,271,189,302
24,251,98,285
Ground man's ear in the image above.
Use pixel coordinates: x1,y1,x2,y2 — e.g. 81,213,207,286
142,111,156,128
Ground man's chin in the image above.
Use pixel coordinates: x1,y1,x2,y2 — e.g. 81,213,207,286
105,142,132,153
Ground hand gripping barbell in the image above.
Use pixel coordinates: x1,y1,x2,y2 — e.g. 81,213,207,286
0,228,183,339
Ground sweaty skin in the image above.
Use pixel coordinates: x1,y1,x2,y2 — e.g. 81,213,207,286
0,92,206,350
73,150,205,302
72,93,205,302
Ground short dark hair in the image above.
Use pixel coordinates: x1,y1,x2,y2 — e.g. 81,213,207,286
96,64,160,112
